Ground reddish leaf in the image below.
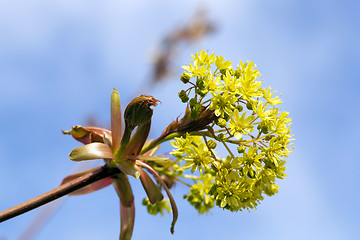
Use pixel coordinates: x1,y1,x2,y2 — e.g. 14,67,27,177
119,198,135,240
112,173,134,208
137,167,163,204
63,126,111,145
123,121,151,156
60,166,112,195
113,173,135,240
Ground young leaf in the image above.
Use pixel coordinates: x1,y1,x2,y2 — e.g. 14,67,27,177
119,199,135,240
136,167,164,204
112,173,134,208
111,89,122,154
69,142,115,161
113,173,135,240
123,121,151,156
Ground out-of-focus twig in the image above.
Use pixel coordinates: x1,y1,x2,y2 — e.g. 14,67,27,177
134,7,216,97
151,7,216,82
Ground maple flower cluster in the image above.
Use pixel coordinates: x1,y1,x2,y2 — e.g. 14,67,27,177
62,50,293,239
169,50,293,212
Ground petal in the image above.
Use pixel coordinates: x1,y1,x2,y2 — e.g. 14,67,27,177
111,89,122,154
136,160,178,234
60,166,112,195
69,143,115,161
136,166,163,204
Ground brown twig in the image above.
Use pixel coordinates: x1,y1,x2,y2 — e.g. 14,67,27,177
0,164,119,223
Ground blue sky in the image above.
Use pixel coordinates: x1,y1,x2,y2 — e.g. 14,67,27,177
0,0,359,239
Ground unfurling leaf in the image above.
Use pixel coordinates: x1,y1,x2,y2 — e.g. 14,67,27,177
63,126,111,145
69,143,115,161
123,121,151,156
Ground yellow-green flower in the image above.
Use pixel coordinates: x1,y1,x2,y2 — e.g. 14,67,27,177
228,110,255,139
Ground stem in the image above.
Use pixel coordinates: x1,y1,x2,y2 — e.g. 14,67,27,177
140,132,182,155
116,126,133,158
202,136,219,162
0,164,119,223
222,141,235,158
174,177,192,187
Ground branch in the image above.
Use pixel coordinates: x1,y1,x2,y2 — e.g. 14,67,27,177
0,164,119,223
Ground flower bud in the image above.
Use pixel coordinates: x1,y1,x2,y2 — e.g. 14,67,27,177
180,72,190,83
261,125,269,134
189,97,197,108
217,133,227,142
237,145,246,154
198,89,208,97
190,110,199,120
234,69,241,78
196,78,205,90
236,105,243,112
216,118,227,128
246,101,253,110
190,103,202,120
178,90,189,103
124,95,160,130
220,69,227,75
207,139,217,149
